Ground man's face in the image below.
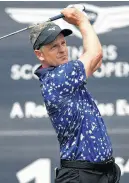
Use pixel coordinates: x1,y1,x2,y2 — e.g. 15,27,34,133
35,33,68,67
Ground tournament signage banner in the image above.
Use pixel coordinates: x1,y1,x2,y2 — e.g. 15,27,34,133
0,1,129,183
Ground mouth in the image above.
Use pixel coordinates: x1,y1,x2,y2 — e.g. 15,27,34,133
60,55,67,59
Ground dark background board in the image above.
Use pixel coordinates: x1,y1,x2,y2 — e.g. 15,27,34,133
0,1,129,183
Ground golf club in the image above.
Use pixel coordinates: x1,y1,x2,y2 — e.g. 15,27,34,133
0,14,65,40
0,4,86,41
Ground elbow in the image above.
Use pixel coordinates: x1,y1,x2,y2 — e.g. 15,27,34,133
92,47,103,62
97,48,103,61
90,49,103,72
95,49,103,67
98,50,103,67
98,59,102,68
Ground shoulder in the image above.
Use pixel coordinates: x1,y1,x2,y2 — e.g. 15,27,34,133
53,60,85,75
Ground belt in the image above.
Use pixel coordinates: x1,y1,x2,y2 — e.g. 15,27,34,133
61,157,115,172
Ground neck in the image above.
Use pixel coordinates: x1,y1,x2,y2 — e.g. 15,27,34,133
41,63,49,68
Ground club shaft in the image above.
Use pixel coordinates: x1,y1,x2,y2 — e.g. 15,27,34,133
0,27,30,40
0,14,64,40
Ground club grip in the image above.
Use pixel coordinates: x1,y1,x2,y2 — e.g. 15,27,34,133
49,14,65,21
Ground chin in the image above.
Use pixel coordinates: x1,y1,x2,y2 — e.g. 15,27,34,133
62,58,68,63
56,58,68,66
63,60,68,64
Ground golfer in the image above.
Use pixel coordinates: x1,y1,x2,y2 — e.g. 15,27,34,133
30,6,121,183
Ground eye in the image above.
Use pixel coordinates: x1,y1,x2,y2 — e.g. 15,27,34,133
51,44,57,50
62,41,66,45
53,44,57,48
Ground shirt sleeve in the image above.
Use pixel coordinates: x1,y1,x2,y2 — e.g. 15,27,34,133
50,60,87,96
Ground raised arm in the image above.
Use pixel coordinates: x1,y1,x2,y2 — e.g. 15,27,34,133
61,7,103,78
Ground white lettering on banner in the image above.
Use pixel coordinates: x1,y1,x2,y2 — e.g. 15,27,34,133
95,101,115,116
10,102,48,119
10,62,129,80
93,62,129,78
97,99,129,116
11,64,39,80
16,159,51,183
68,45,118,61
10,100,129,118
10,102,24,118
115,157,129,176
10,44,120,80
116,99,129,116
102,45,118,61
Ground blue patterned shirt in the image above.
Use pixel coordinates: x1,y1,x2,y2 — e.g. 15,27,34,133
35,60,113,162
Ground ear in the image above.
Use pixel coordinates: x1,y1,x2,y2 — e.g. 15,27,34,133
34,49,44,62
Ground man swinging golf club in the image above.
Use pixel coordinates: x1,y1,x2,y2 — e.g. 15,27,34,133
29,5,121,183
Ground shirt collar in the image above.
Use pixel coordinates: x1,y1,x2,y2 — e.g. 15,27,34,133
34,65,55,78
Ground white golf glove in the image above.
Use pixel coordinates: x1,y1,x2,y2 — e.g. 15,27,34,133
66,4,88,17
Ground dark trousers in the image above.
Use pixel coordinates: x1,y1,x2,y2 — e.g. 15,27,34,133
55,158,121,183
